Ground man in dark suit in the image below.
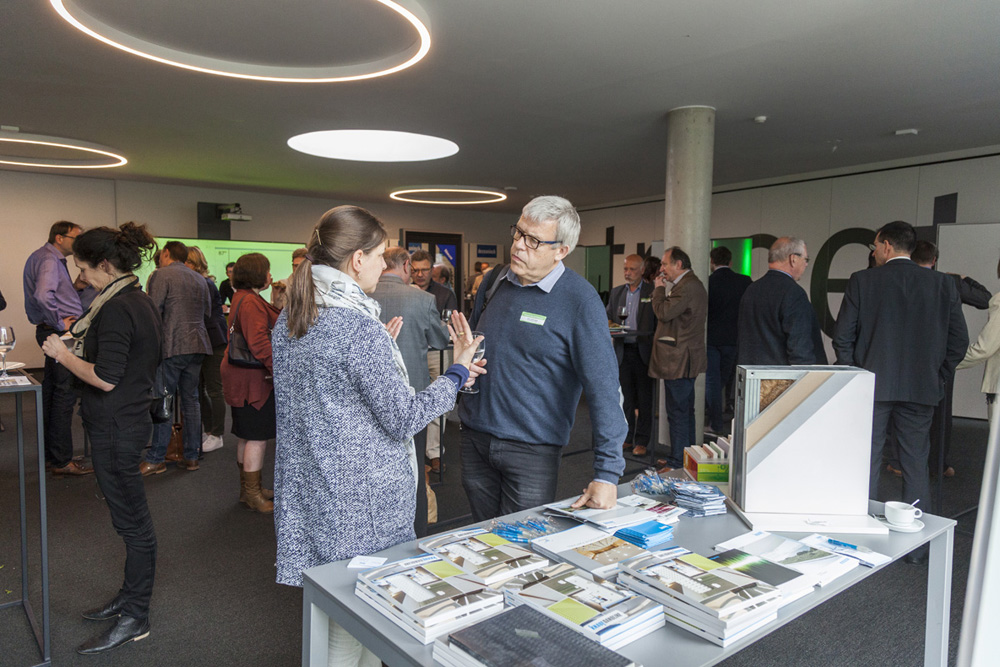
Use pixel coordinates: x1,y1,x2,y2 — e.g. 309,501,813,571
706,246,751,434
373,247,450,537
737,237,827,368
606,254,656,456
833,221,968,552
649,247,708,468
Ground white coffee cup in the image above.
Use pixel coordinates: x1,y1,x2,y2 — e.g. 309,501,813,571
884,501,922,526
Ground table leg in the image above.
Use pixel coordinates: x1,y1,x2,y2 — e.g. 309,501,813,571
301,585,330,667
924,527,954,667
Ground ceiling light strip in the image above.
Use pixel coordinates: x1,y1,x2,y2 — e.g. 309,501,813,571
390,187,507,205
49,0,431,83
0,131,127,168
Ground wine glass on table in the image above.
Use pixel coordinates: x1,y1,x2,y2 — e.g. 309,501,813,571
0,326,15,379
458,331,485,395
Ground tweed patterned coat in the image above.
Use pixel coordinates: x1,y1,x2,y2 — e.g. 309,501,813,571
271,306,458,586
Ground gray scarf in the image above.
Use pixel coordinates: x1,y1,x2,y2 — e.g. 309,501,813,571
310,264,418,489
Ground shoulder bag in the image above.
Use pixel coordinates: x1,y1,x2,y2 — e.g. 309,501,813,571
228,293,267,369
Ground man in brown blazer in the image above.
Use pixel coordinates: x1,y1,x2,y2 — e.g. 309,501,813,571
649,247,708,468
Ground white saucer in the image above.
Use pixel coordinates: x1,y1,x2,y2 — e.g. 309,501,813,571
880,517,924,533
1,361,25,371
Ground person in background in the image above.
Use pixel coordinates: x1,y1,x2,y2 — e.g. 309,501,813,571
23,221,91,476
185,246,228,454
606,254,655,457
219,261,236,310
272,205,483,667
957,252,1000,419
270,247,308,310
432,263,454,292
221,253,279,512
372,247,450,532
409,249,458,474
642,255,662,284
41,222,162,654
141,241,212,475
649,246,708,470
705,246,751,435
833,221,968,564
736,237,826,367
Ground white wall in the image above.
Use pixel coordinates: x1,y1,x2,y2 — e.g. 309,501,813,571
580,149,1000,420
0,169,512,368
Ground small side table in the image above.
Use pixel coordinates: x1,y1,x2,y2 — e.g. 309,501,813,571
0,371,51,666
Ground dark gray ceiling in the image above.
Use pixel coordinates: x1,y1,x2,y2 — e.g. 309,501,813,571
4,0,1000,213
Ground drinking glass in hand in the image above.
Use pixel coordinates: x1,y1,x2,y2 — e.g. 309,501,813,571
458,331,485,395
0,326,15,379
440,309,453,324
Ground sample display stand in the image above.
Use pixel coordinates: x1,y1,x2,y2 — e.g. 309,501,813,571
0,372,51,666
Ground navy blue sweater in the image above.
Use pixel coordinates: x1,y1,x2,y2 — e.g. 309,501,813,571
458,268,627,484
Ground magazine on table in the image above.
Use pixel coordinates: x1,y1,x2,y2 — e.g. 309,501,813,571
530,523,649,579
418,527,549,586
357,553,503,628
503,562,664,650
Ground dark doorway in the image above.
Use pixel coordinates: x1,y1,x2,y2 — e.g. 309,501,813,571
401,231,465,312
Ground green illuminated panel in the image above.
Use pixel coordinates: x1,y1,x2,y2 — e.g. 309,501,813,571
712,237,752,276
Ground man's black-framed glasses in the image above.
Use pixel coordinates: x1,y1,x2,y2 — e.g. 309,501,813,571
511,224,561,250
792,252,809,263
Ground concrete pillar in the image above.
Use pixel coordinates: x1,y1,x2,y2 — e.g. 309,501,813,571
658,105,715,452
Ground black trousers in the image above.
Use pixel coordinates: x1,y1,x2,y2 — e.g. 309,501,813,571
35,324,76,466
89,421,157,620
414,428,428,538
619,344,654,447
870,401,933,507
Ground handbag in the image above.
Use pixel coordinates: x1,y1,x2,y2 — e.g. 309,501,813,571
228,293,267,369
150,368,174,423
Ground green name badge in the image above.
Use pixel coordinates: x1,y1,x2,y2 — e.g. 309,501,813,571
640,297,652,303
520,311,547,326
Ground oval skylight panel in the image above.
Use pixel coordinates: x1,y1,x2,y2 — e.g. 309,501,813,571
287,130,459,162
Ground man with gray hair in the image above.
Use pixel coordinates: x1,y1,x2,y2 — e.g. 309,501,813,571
458,196,627,520
737,237,827,366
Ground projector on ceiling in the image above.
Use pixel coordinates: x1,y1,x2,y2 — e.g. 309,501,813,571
218,203,251,222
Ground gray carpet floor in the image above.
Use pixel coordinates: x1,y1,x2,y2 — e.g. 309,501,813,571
0,387,986,666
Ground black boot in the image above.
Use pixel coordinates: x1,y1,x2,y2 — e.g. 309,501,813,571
81,594,125,621
77,615,150,654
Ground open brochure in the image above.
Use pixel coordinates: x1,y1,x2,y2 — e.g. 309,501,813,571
418,528,549,586
531,524,648,579
714,530,859,586
544,494,685,530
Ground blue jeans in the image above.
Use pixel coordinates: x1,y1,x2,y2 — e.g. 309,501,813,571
705,345,736,432
460,425,562,522
147,354,205,463
663,378,696,466
90,421,156,620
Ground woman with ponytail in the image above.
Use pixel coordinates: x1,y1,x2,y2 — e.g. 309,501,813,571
272,206,484,667
41,222,162,655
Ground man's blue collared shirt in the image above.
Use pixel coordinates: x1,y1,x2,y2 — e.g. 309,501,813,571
23,243,82,330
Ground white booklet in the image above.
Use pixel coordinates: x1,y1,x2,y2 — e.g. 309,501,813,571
544,494,683,530
714,530,859,587
799,533,891,568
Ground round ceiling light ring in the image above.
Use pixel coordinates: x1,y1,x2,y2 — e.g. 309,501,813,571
0,131,127,168
49,0,431,83
390,187,507,205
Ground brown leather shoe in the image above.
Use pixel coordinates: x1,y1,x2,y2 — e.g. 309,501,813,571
51,460,94,477
632,445,648,457
177,459,200,471
139,461,166,476
430,457,441,473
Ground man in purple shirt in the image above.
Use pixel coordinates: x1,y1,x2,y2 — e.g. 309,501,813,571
22,221,92,476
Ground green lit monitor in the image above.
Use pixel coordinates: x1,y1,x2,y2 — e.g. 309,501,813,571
135,238,305,302
712,237,752,276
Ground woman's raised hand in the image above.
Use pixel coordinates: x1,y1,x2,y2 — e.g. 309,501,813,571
448,312,484,369
384,316,403,340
